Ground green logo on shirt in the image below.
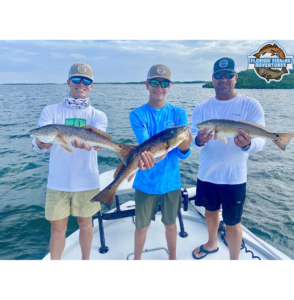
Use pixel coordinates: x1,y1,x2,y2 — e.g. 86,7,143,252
65,118,86,127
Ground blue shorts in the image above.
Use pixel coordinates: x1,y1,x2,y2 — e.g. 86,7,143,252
195,179,246,226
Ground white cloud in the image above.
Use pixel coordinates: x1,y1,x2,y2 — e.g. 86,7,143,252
69,53,88,59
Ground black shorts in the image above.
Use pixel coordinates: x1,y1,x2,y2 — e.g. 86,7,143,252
195,179,246,226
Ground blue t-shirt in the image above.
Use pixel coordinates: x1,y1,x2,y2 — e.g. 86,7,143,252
129,103,191,194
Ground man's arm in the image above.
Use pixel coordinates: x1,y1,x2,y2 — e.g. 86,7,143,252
176,110,192,159
236,99,266,153
190,105,213,150
32,107,54,153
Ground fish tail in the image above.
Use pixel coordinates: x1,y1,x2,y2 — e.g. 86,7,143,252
272,133,294,150
90,180,120,209
115,144,135,165
253,53,260,58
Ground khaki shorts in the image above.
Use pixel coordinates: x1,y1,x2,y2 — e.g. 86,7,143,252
45,188,101,221
135,189,182,228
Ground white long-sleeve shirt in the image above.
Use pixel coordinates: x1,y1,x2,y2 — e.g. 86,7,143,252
32,102,107,192
191,94,266,184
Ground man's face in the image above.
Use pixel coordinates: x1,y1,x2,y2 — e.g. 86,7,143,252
212,72,238,98
67,77,93,99
145,77,171,102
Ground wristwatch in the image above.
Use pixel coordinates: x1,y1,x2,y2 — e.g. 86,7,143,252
242,143,251,151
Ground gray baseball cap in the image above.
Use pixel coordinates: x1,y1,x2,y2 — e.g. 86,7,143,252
147,64,171,81
68,62,93,80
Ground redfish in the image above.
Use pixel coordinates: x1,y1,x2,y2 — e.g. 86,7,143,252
90,125,190,209
29,124,133,164
197,119,294,150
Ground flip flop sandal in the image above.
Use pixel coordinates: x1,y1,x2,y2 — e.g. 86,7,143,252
192,244,219,260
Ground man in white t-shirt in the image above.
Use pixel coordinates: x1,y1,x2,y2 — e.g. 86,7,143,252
32,62,107,260
190,57,266,260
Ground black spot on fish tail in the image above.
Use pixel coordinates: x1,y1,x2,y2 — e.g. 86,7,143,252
276,134,279,137
119,145,122,148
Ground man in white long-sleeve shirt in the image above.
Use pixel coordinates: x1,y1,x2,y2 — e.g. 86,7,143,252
32,62,107,260
190,57,266,260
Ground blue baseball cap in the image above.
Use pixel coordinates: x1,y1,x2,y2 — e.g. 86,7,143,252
213,57,237,74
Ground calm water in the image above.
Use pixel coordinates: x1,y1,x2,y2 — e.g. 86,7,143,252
0,84,293,260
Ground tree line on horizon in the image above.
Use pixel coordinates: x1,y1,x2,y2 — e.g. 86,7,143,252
202,69,294,89
3,69,294,88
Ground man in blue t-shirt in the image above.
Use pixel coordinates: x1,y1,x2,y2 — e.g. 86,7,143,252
129,64,193,260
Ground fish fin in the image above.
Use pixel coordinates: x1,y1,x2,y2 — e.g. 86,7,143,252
214,130,218,141
259,44,271,52
82,125,113,141
116,144,136,165
272,133,294,151
60,144,73,153
127,172,136,182
276,75,281,80
273,43,278,47
238,121,268,131
271,53,275,56
219,137,227,145
114,161,124,178
90,183,118,210
57,135,67,144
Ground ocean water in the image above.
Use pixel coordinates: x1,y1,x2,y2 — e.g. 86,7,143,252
0,83,293,260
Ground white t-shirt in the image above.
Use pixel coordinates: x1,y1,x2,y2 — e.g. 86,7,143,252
191,94,266,184
32,102,107,192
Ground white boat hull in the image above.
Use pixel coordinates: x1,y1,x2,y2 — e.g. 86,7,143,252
43,170,291,260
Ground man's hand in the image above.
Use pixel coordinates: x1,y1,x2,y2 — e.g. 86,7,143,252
195,127,213,146
234,129,251,148
71,138,102,151
178,131,194,151
138,151,156,170
36,138,53,150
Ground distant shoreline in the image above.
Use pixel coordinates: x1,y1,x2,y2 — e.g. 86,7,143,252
1,81,207,85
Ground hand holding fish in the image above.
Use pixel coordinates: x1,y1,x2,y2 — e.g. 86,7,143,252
196,127,213,146
127,151,157,182
234,129,251,148
138,151,156,170
178,131,194,151
36,138,53,150
71,138,102,151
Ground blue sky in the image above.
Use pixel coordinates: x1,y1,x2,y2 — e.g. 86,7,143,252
1,40,294,84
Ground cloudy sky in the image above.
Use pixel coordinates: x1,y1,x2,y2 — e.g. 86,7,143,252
1,40,294,84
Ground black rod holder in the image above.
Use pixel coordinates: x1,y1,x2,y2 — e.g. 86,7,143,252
178,210,188,238
97,210,109,254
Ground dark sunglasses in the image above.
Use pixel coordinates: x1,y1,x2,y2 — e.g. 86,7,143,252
213,72,236,80
148,79,170,88
71,77,93,86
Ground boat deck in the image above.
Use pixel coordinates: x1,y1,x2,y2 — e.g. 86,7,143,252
43,170,291,260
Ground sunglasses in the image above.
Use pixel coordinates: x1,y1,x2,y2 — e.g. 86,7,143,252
213,72,236,80
148,79,170,88
71,77,93,86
